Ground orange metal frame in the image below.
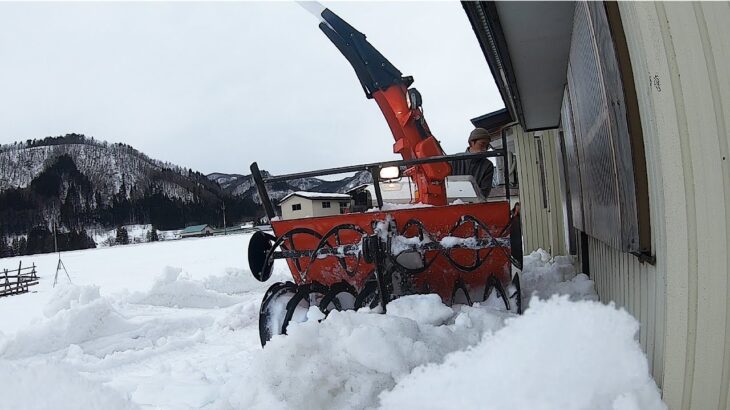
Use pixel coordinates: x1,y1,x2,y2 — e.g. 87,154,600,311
271,201,511,304
371,86,451,206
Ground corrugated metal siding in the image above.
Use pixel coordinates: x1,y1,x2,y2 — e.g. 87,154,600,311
513,127,567,255
588,235,664,387
613,2,730,409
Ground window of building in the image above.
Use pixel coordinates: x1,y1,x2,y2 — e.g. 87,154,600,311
562,1,651,259
322,201,331,209
339,201,349,214
292,204,301,211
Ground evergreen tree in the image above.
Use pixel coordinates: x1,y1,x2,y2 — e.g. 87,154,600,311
116,226,129,245
146,226,159,242
0,234,8,258
16,237,27,256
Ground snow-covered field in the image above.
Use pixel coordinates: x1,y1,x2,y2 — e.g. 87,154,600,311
0,234,665,410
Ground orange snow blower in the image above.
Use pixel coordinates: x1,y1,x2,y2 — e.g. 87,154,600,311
248,7,522,346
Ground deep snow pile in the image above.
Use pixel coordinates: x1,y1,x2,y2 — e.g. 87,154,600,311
0,238,665,410
380,297,664,410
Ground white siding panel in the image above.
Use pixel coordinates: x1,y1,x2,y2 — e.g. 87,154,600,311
697,4,730,409
664,3,730,408
588,236,662,386
612,1,730,407
514,127,569,255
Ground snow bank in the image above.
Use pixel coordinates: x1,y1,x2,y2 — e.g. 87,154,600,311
521,248,598,307
42,284,102,317
0,239,663,410
0,285,134,359
128,267,243,308
379,296,665,410
203,267,269,295
385,293,453,326
0,278,218,361
0,361,137,410
221,295,511,410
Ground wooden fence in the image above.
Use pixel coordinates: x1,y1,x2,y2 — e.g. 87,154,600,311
1,261,39,297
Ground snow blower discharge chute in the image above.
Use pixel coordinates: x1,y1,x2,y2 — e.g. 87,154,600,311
248,7,523,347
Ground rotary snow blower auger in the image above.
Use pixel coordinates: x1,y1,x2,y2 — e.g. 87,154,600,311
248,6,523,347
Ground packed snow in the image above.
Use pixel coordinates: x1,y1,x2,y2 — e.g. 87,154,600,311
0,234,665,409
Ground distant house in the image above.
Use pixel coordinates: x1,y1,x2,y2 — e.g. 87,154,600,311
180,224,214,238
279,191,352,220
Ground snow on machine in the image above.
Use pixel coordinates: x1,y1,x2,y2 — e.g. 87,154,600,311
248,6,522,346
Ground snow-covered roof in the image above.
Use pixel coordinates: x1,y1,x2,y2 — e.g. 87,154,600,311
346,184,370,194
181,224,210,234
279,191,352,203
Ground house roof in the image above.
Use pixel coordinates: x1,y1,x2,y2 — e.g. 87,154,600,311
181,224,210,234
463,1,575,131
279,191,352,203
346,184,370,194
470,108,514,134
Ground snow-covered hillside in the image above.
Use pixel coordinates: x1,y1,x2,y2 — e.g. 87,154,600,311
209,170,373,201
0,140,195,202
0,236,665,409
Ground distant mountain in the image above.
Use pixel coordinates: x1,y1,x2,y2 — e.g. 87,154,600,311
0,134,262,257
207,169,373,202
0,133,374,258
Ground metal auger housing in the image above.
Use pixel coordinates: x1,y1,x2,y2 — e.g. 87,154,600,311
248,199,522,346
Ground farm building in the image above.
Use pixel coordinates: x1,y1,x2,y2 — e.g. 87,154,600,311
279,191,353,220
180,224,214,238
463,1,730,408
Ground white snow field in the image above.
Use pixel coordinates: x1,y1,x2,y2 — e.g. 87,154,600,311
0,234,665,410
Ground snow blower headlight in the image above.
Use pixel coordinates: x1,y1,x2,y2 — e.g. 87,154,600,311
379,166,401,180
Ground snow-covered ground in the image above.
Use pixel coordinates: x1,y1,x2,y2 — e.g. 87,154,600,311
89,225,182,247
0,235,665,409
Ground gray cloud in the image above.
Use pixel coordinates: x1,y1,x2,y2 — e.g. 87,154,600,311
0,1,503,176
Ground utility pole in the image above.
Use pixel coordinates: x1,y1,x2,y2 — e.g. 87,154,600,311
222,201,227,235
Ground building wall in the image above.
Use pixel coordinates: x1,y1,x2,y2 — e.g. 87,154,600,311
587,235,664,388
513,127,568,255
281,198,349,220
311,199,348,218
281,198,315,220
602,3,730,408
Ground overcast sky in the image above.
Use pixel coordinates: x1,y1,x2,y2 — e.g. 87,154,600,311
0,1,503,176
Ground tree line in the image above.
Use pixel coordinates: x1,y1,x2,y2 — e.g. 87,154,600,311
0,152,262,258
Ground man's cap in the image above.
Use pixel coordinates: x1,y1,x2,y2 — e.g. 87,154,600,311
469,127,493,143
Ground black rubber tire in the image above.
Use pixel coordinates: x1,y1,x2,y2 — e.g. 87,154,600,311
259,281,297,347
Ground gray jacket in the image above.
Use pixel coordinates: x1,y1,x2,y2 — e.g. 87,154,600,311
450,148,495,198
